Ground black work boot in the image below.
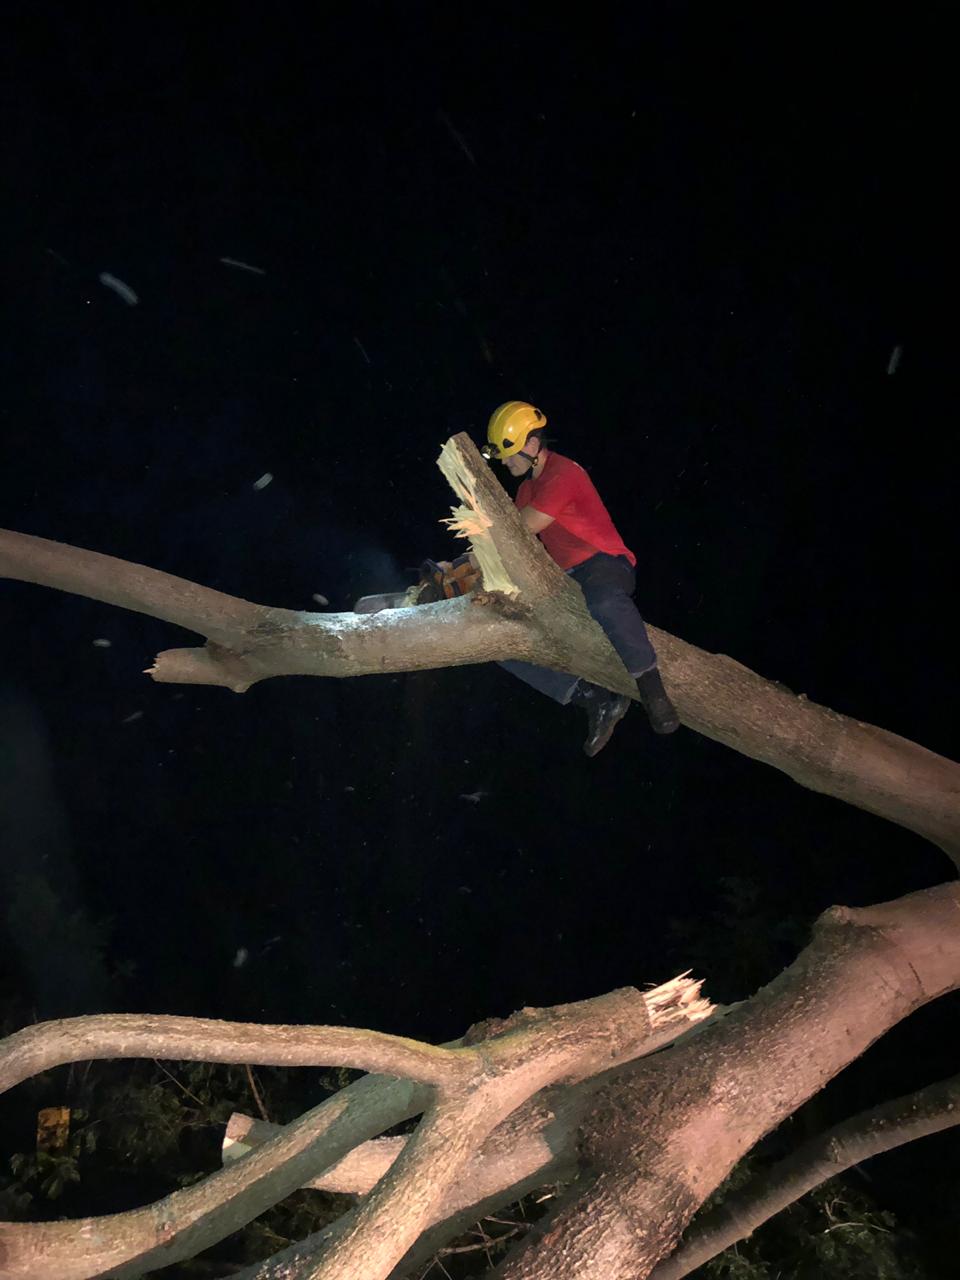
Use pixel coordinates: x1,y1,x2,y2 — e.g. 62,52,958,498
636,668,680,734
570,682,632,757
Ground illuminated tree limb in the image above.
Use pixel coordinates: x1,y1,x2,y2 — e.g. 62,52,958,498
1,433,956,860
648,1071,960,1280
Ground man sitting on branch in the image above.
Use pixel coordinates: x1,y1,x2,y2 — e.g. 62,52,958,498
480,400,679,756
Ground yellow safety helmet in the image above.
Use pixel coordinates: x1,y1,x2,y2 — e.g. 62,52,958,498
482,401,548,460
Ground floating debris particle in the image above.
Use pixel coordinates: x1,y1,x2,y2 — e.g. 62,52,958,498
344,785,355,792
353,336,371,365
887,344,903,375
121,711,144,724
45,248,69,266
98,272,139,305
92,638,112,648
233,947,249,968
219,257,266,276
312,593,330,606
438,109,478,166
252,472,273,490
459,791,487,804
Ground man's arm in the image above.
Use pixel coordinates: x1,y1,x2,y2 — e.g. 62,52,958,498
521,505,555,535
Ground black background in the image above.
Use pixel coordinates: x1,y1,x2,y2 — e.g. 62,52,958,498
1,4,955,1264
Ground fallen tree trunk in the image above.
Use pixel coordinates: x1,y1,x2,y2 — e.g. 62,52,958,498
491,881,960,1280
2,434,957,861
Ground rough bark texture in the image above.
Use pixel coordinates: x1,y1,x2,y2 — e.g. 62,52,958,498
0,892,955,1280
2,432,957,861
650,1072,960,1279
0,983,710,1280
491,882,960,1279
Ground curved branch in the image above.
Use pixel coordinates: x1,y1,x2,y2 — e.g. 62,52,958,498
0,1087,404,1280
0,1013,464,1093
650,1071,960,1279
0,981,712,1280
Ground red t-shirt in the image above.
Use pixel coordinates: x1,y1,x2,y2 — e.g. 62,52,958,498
515,451,636,570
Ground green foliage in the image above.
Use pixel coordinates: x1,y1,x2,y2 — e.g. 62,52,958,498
702,1177,927,1280
704,1248,771,1279
8,1148,81,1201
0,1054,355,1277
98,1061,245,1167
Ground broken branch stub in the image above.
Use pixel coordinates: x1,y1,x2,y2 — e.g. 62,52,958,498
437,433,578,602
437,433,639,698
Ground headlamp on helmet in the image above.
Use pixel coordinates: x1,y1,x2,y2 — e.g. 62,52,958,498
484,401,547,460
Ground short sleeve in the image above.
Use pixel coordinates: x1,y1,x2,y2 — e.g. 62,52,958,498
528,462,584,519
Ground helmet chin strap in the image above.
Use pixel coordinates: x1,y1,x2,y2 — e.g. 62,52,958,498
517,443,544,472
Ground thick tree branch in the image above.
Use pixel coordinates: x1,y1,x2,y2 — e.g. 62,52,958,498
653,628,960,864
229,980,711,1280
0,1014,465,1094
492,881,960,1280
0,981,711,1280
2,433,958,858
649,1071,960,1279
221,997,727,1278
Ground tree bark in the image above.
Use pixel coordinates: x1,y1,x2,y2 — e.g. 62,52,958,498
0,887,955,1280
169,885,960,1280
649,1071,960,1279
0,981,709,1280
2,433,957,861
491,881,960,1280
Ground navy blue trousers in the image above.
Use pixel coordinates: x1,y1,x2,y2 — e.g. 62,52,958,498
499,552,658,704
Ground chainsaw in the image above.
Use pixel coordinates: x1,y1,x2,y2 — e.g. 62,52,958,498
353,554,481,614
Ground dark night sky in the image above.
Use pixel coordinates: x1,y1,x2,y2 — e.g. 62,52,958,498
0,2,955,1236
